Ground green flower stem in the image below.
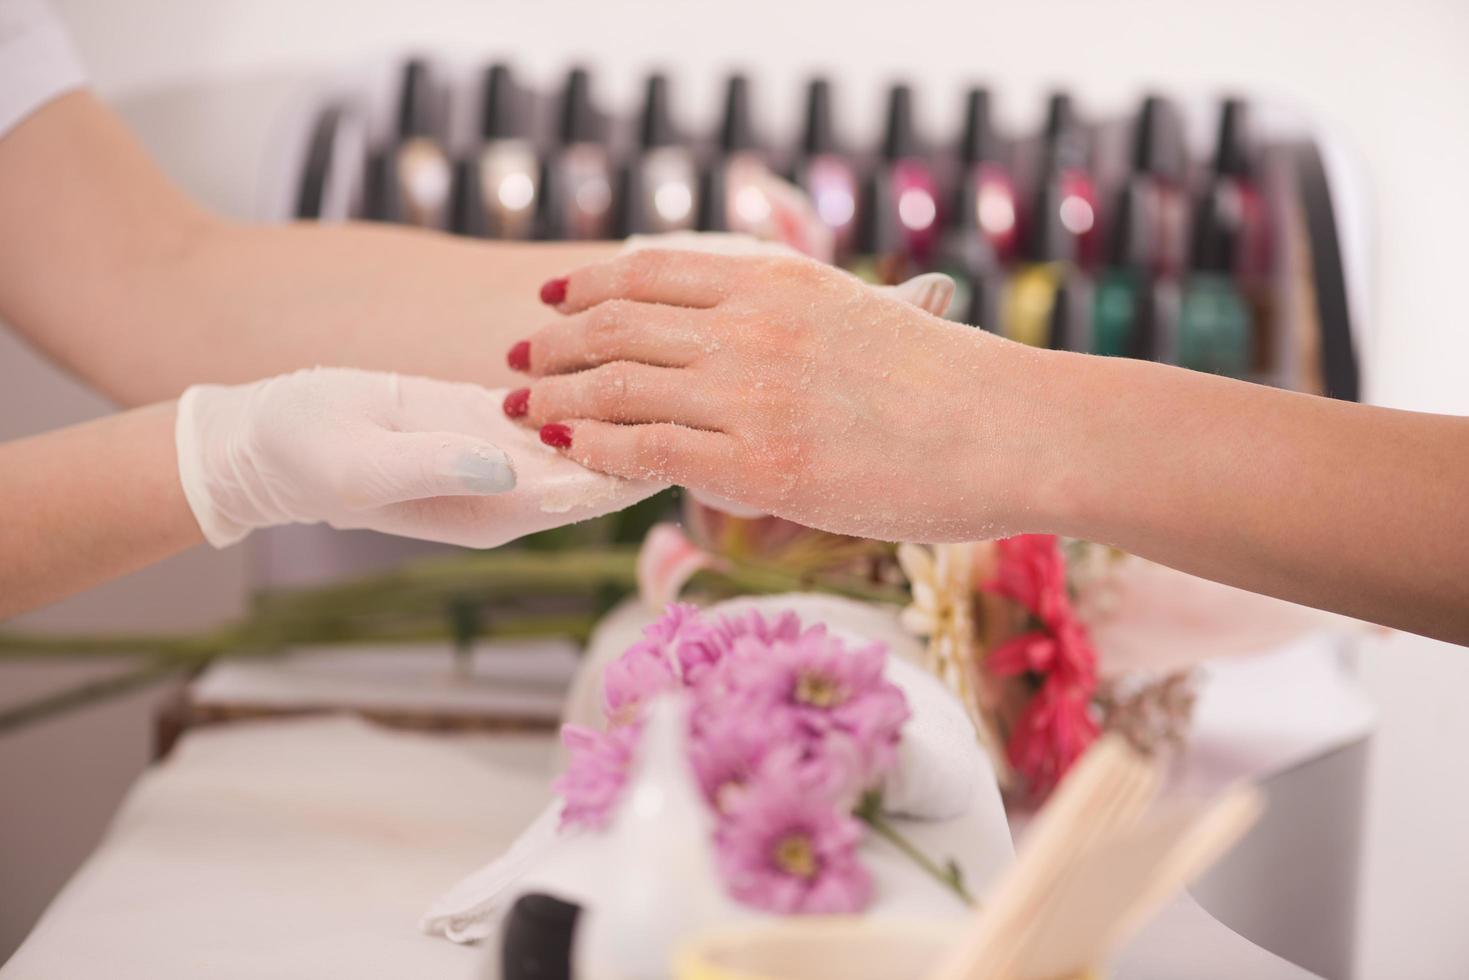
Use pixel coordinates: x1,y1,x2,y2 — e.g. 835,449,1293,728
0,545,909,733
857,794,976,906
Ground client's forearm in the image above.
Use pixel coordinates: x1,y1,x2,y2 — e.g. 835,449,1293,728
0,404,201,618
1036,352,1469,643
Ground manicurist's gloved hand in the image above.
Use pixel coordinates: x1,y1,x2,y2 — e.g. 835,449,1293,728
177,367,664,550
175,367,519,547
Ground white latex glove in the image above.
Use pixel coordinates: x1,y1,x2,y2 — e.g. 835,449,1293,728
176,367,662,549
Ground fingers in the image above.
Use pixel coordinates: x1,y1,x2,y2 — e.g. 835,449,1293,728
516,362,725,431
520,300,711,377
345,430,516,507
543,419,739,487
880,273,956,317
547,249,747,313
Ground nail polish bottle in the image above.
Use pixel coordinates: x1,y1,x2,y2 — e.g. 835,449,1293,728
698,74,769,234
502,893,581,980
860,83,941,279
1039,92,1100,266
941,87,1016,327
543,67,615,240
954,87,1019,265
1092,176,1150,357
1211,98,1274,371
618,73,699,235
456,64,540,239
791,78,860,261
380,59,452,229
1178,177,1253,376
1004,93,1097,347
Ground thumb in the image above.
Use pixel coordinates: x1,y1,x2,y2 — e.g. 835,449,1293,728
354,431,517,506
881,273,956,317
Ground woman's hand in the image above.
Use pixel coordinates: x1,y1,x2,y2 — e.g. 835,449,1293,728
503,250,1054,543
177,367,661,549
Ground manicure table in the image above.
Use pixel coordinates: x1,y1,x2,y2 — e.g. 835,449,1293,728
2,655,1358,980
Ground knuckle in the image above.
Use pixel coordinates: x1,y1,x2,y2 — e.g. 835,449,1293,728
586,300,630,344
762,254,827,288
588,362,635,408
632,425,676,466
622,249,668,292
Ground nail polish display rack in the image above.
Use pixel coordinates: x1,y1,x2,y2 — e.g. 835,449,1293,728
272,59,1367,402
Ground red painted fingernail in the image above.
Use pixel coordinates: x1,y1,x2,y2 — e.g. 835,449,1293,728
507,340,531,372
502,387,530,418
539,276,569,306
539,423,573,449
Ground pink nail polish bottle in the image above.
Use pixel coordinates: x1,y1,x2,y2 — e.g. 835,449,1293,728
545,68,615,240
792,78,860,262
865,84,941,273
619,74,698,235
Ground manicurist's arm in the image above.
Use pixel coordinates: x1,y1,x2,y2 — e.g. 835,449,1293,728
503,250,1469,644
0,403,199,616
0,367,535,619
0,91,615,407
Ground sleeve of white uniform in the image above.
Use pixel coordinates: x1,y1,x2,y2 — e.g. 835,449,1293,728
0,0,87,139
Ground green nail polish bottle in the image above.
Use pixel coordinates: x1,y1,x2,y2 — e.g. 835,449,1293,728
1179,179,1253,376
1093,176,1153,357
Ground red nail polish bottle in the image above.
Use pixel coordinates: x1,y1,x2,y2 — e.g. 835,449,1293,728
864,84,941,273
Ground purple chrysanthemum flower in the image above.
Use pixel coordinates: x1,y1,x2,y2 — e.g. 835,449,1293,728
553,723,640,830
717,623,910,786
602,603,710,723
714,749,873,914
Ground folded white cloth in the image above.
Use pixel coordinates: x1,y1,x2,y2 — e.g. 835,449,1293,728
422,593,1010,949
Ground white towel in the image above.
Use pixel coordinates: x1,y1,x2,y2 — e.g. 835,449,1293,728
422,594,1009,947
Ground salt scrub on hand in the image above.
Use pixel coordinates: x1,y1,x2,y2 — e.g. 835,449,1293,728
481,388,667,528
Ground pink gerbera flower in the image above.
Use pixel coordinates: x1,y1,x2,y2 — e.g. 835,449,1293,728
1005,674,1099,798
715,750,873,914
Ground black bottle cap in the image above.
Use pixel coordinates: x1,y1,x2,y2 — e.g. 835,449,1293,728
1132,94,1185,183
1213,97,1253,178
882,83,920,161
639,73,679,149
1042,90,1086,172
1026,179,1074,263
558,67,601,145
719,74,760,153
480,63,521,140
502,893,581,980
396,59,436,139
1191,180,1241,273
801,77,839,156
1106,175,1154,269
958,87,1000,165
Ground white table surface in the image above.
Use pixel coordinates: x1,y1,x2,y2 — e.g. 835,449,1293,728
2,714,1319,980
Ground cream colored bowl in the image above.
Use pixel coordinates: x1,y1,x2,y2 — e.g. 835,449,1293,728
673,918,1102,980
